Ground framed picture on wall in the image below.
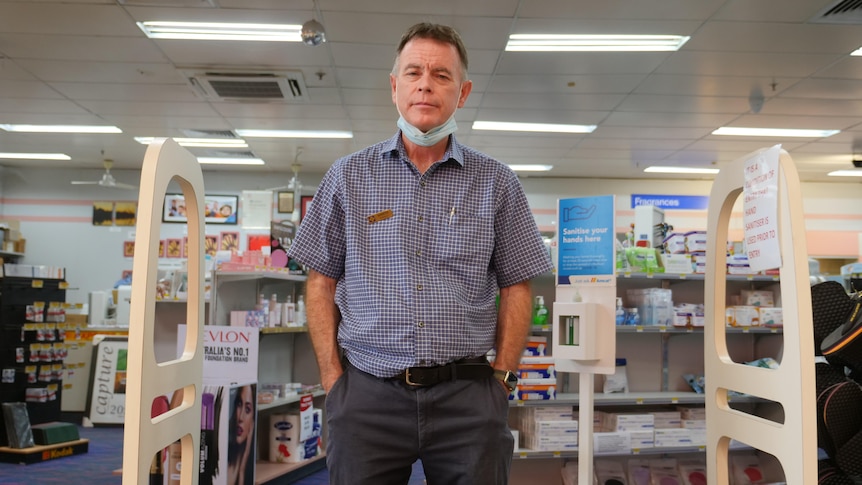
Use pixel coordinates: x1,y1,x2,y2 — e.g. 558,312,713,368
220,231,239,252
166,238,182,258
123,241,135,258
163,194,239,224
277,191,295,214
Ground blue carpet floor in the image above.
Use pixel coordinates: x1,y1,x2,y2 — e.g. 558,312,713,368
0,424,426,484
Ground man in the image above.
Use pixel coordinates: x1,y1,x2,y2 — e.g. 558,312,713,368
287,22,553,485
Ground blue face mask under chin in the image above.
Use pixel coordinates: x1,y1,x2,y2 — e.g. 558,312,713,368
397,114,458,147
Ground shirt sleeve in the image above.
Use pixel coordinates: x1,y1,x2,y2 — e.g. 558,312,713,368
492,169,554,288
286,164,347,279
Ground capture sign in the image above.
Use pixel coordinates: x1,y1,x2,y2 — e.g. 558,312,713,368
743,145,782,271
557,195,616,285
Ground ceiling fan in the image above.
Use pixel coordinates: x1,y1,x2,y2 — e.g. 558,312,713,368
71,159,137,190
265,148,317,193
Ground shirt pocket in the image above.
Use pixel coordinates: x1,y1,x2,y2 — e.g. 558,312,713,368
429,207,495,292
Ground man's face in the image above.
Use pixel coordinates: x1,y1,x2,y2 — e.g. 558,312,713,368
390,37,472,133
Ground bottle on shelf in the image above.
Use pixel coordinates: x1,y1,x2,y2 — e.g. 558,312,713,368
624,307,640,326
615,297,626,326
296,295,307,326
283,294,295,326
269,293,280,327
259,293,270,326
532,295,548,326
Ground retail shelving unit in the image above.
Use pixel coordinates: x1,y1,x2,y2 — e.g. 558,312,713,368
509,271,787,482
208,269,325,485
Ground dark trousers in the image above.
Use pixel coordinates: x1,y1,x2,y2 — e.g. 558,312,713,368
324,362,514,485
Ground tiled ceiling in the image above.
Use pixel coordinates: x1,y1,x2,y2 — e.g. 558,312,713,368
1,0,862,182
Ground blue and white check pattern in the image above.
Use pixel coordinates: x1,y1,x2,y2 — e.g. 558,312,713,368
288,133,554,378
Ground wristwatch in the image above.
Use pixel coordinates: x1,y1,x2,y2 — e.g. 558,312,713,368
493,369,519,392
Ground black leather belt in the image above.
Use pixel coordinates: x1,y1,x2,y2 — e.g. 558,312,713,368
392,357,492,387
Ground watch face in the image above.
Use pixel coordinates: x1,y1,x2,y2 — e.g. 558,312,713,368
502,371,518,391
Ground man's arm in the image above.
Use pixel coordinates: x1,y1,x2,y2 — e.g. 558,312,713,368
306,269,342,391
494,280,532,374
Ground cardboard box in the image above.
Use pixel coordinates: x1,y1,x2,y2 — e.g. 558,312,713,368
603,412,655,431
660,253,693,274
654,428,693,448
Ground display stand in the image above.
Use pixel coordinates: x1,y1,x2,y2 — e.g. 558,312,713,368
121,138,207,485
552,196,617,484
704,147,816,483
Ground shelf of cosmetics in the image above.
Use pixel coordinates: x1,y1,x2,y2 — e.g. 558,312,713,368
531,288,783,330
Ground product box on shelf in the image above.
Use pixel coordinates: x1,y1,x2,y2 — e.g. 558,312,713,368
602,412,655,432
758,307,783,327
653,428,693,448
513,378,556,400
267,408,322,464
740,290,775,307
517,356,555,379
660,253,693,274
726,306,760,327
628,429,655,449
648,410,682,429
662,233,687,254
592,431,632,455
684,231,707,253
523,336,547,356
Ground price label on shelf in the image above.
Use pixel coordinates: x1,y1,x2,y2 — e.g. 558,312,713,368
32,280,43,288
59,281,69,289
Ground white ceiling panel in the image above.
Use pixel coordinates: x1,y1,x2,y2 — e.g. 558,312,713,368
0,0,858,181
48,83,196,102
657,51,842,78
633,74,799,97
615,94,752,114
486,74,645,95
0,34,167,62
478,93,624,111
684,21,862,54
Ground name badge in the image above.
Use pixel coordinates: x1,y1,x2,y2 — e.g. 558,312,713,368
367,209,394,224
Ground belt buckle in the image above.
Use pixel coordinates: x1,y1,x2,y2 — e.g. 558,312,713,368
404,368,423,387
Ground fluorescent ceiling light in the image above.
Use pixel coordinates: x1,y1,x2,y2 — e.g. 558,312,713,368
0,124,122,134
137,21,302,42
135,137,248,148
197,157,265,165
506,34,690,52
472,121,596,134
828,170,862,177
852,47,862,56
508,164,554,172
712,127,840,138
644,166,720,175
235,129,353,139
0,152,71,160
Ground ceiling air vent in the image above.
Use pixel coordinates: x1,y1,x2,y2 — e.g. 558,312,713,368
180,128,238,139
183,70,309,102
810,0,862,24
117,0,216,6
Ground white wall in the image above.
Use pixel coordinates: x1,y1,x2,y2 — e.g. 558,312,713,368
1,164,861,303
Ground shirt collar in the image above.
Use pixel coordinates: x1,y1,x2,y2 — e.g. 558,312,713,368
382,132,466,168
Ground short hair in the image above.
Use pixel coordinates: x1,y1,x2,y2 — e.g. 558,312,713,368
393,22,469,79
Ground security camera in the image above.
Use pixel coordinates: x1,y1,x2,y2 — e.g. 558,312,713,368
301,19,326,46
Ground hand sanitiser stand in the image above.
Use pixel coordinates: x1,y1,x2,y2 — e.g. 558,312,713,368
122,138,207,485
553,196,617,484
704,145,816,484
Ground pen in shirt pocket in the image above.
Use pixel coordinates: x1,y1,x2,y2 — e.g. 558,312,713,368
448,206,456,225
